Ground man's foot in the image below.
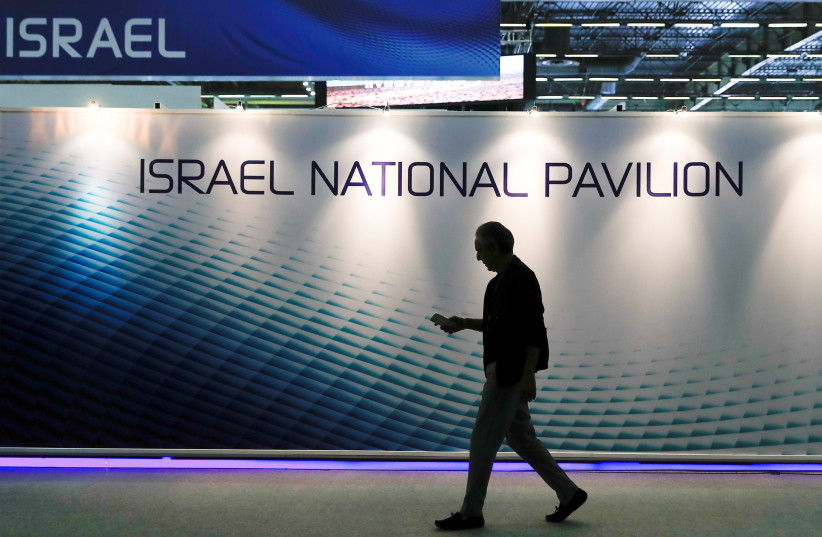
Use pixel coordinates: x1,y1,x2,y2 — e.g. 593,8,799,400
435,512,485,530
546,488,588,523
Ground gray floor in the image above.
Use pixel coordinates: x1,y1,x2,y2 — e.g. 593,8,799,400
1,468,820,537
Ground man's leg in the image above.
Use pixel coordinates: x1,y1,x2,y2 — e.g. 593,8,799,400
505,400,579,504
459,365,523,517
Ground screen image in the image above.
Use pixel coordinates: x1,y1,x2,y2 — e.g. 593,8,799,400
327,56,529,108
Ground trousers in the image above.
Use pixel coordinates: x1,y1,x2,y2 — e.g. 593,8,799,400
460,362,579,517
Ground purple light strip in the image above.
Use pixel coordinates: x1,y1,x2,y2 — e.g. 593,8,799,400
1,458,821,472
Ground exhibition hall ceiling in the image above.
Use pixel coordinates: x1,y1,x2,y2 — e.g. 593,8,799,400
504,0,822,111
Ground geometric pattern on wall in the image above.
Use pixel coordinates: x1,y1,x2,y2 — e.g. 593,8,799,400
1,114,821,455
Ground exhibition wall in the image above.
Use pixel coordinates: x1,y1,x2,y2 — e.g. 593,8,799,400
1,109,820,455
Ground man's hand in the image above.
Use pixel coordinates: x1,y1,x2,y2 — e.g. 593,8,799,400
519,370,537,402
441,316,464,334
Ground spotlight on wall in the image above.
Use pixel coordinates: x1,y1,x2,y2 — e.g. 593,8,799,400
669,105,688,117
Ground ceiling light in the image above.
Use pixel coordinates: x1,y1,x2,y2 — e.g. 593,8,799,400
624,78,655,82
535,77,548,82
674,23,713,28
582,23,620,27
767,54,801,58
768,23,807,28
628,22,666,28
646,54,680,58
660,78,690,82
536,23,573,28
500,23,527,28
631,96,659,100
793,96,820,100
665,96,690,100
554,77,583,81
537,96,564,100
727,96,755,100
536,54,557,58
731,77,759,82
281,94,310,98
721,23,760,28
590,77,619,82
566,54,598,58
760,96,787,100
766,78,796,82
569,96,595,100
803,78,822,81
728,54,761,58
808,54,822,58
692,78,722,82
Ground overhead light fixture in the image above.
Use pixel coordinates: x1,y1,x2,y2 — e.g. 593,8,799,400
721,23,760,28
537,96,564,100
767,54,801,58
665,96,690,100
793,96,820,100
601,96,627,100
554,77,583,81
760,96,788,100
766,78,796,82
692,78,723,82
731,77,759,82
674,23,713,28
535,77,548,82
646,54,680,58
590,77,619,82
628,22,665,28
728,54,762,58
566,54,598,58
808,54,822,58
536,23,573,28
582,23,620,27
768,23,807,28
803,77,822,81
631,96,659,100
500,23,527,28
660,78,690,82
727,96,755,100
624,78,655,82
281,94,310,98
536,54,557,58
672,106,689,117
569,95,595,100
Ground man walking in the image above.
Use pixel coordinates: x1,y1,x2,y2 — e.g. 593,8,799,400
433,222,587,530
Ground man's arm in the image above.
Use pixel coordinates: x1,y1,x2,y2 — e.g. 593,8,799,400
440,316,482,334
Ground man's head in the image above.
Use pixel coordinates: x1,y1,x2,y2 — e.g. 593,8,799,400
474,221,514,272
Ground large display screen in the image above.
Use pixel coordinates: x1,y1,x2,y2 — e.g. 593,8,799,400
327,55,533,107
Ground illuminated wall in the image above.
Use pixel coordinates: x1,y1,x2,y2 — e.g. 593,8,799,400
1,109,820,454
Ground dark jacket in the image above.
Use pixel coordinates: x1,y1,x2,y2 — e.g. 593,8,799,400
482,256,550,387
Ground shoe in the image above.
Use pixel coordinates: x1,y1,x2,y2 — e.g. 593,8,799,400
546,488,587,523
435,512,485,530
